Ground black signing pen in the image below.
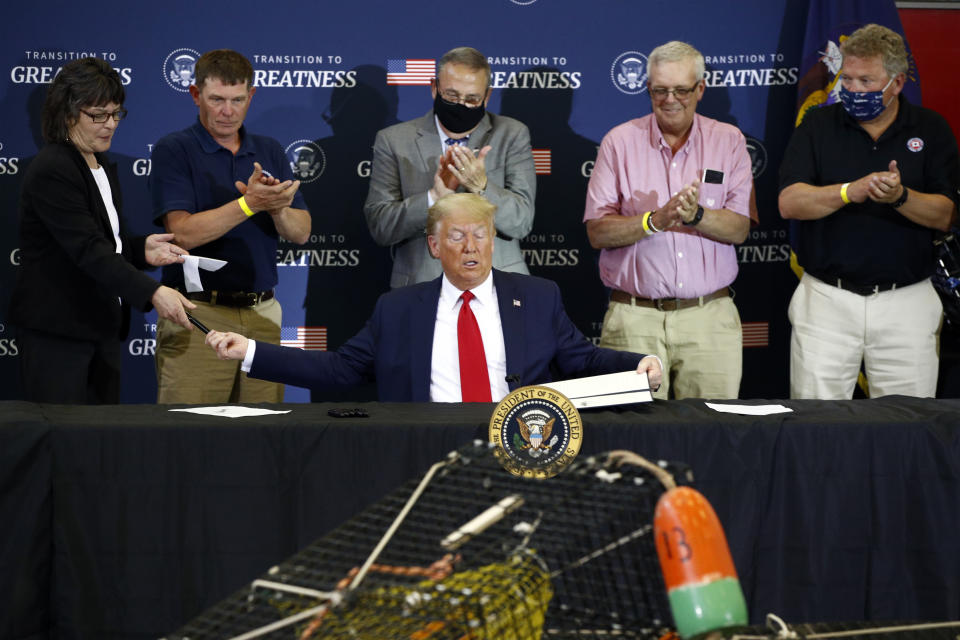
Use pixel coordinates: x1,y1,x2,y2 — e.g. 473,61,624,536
186,312,210,334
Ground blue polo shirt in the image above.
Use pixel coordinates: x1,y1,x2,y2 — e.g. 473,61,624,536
149,119,307,292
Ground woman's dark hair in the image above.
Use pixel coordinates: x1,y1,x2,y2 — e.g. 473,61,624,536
41,57,125,143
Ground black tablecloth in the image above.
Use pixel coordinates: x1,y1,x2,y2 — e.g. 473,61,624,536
2,397,959,640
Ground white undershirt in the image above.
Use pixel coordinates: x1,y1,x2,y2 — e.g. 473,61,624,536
243,272,511,401
89,165,122,255
430,271,509,402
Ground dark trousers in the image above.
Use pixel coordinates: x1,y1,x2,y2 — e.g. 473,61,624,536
18,326,122,404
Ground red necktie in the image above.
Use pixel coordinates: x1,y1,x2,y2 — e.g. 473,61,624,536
457,290,492,402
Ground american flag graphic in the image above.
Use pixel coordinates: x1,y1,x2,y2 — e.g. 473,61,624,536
742,321,769,348
280,326,328,350
532,149,552,175
386,59,435,85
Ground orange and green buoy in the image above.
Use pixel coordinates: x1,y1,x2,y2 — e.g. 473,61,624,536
654,486,748,638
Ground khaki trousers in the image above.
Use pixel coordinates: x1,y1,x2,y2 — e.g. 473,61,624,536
599,295,742,400
156,297,284,404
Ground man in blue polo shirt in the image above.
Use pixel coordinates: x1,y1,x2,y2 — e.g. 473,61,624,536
150,49,311,403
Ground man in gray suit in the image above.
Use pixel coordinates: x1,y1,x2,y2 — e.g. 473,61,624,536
364,46,536,288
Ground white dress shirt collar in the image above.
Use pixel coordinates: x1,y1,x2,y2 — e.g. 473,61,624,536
439,270,494,308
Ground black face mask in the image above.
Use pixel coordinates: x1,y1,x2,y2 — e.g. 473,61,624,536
433,92,486,134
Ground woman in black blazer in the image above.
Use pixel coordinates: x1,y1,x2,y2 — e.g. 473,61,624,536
9,58,196,403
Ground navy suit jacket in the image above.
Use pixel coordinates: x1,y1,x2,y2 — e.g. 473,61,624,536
251,270,646,402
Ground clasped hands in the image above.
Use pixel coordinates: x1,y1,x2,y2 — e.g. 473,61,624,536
431,144,492,200
648,179,701,231
235,162,301,215
844,160,905,205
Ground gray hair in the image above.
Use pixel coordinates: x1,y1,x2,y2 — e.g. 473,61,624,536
648,41,705,82
841,23,908,80
437,46,491,87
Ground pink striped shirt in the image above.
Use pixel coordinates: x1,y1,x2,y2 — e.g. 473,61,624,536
583,113,753,299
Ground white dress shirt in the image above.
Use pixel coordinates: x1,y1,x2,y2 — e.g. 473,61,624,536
89,166,122,255
430,271,509,402
243,271,510,402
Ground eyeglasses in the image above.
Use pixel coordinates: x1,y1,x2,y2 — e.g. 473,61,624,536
436,82,486,108
80,108,128,123
649,84,700,100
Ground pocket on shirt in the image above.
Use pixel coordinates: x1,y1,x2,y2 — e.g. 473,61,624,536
699,183,727,210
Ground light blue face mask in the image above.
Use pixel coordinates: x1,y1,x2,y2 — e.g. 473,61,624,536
839,77,894,122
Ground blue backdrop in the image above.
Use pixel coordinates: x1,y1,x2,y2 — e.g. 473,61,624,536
1,0,822,401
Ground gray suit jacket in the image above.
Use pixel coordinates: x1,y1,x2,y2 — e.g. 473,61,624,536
364,110,536,288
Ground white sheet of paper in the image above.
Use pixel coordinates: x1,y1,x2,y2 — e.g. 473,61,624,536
169,406,291,419
705,402,793,416
181,255,228,292
542,370,652,409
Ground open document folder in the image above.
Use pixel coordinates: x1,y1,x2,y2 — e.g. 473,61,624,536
542,370,653,409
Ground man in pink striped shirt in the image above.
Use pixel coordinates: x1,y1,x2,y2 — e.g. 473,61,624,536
583,41,755,400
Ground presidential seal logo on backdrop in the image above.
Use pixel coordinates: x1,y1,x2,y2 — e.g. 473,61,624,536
163,48,200,91
611,51,648,95
286,140,326,183
744,136,767,178
489,385,582,478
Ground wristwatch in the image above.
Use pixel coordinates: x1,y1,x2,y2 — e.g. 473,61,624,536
683,205,704,226
891,187,908,208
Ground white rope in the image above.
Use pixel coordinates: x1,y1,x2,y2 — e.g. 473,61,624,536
550,525,653,578
754,615,960,640
805,621,960,638
249,579,338,601
607,450,676,491
767,613,799,639
348,450,459,591
225,603,328,640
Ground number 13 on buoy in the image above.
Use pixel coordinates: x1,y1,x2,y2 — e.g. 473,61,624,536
654,486,748,638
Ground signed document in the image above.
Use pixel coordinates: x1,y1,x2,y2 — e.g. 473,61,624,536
169,406,291,419
542,370,652,409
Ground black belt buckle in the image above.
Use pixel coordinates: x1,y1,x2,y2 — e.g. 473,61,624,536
833,278,894,296
239,291,260,306
217,290,270,307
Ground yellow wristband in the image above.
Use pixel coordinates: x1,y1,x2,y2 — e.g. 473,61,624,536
648,211,662,233
641,211,655,235
840,183,851,205
238,195,256,217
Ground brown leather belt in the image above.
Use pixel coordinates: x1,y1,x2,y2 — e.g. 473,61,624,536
183,289,275,308
610,287,729,311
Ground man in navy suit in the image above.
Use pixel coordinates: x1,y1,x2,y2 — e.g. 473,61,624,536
206,193,662,401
